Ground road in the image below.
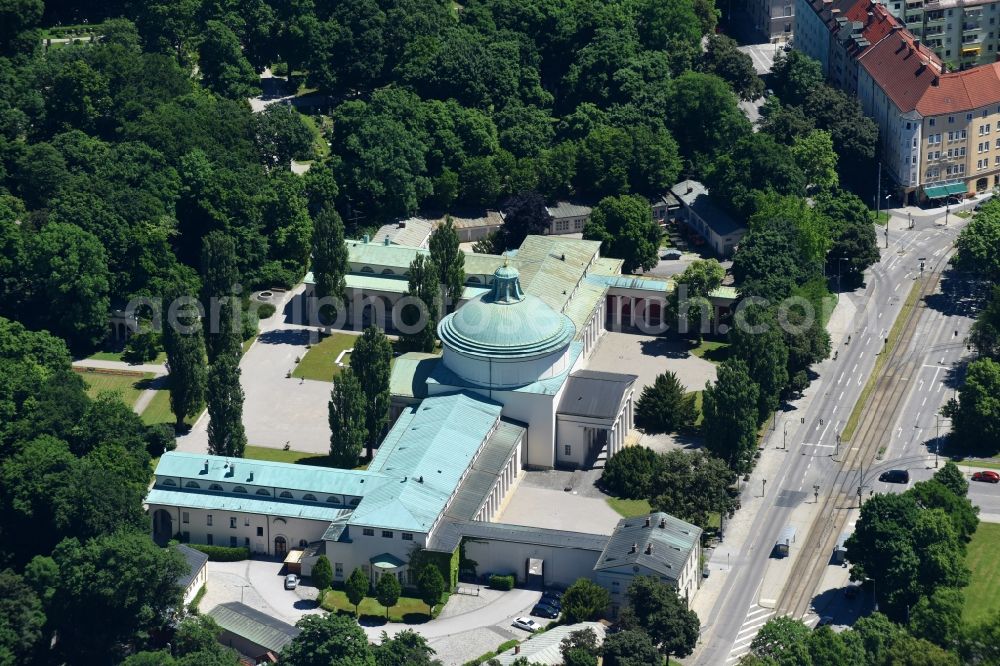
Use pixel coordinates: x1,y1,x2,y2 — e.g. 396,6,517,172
694,212,968,665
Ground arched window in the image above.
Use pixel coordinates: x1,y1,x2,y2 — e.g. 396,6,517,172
233,486,247,494
161,478,177,487
256,488,271,496
184,481,200,489
299,539,308,548
381,268,394,275
279,491,293,499
209,483,224,491
349,498,361,507
327,495,343,504
468,276,482,284
303,494,317,501
361,266,374,273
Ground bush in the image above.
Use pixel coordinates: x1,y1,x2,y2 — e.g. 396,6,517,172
256,302,276,319
561,578,610,623
271,62,289,77
312,555,333,591
600,446,660,499
488,574,515,591
189,544,250,561
122,331,160,363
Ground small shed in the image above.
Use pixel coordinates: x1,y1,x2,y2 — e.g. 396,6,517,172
283,548,304,575
774,525,796,558
208,602,300,661
833,531,851,564
173,544,209,606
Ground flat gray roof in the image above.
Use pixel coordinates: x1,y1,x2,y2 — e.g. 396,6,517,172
429,518,609,553
558,370,636,420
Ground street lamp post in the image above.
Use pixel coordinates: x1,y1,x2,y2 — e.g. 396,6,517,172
783,422,788,450
762,479,767,497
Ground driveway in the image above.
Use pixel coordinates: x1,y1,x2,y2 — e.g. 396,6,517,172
198,559,323,625
585,332,717,393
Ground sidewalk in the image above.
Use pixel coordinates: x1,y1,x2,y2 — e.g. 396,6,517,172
889,189,992,220
72,358,167,375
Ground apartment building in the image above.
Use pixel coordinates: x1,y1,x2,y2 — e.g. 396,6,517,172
748,0,796,40
882,0,1000,69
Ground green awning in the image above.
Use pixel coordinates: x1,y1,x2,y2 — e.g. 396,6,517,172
923,182,967,198
370,552,406,569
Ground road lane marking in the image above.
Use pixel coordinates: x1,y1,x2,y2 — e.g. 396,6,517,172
852,363,858,373
857,375,863,385
838,391,844,401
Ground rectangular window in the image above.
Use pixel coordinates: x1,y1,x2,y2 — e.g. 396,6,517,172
207,514,213,526
961,147,967,156
245,517,250,527
382,530,393,538
363,528,375,536
929,118,936,126
244,537,250,547
949,115,955,123
402,533,413,541
335,563,344,578
230,517,236,529
182,512,190,524
230,536,237,548
256,526,264,537
207,534,214,545
969,113,975,121
564,444,572,456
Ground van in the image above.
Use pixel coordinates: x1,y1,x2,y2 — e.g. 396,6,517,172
878,469,910,484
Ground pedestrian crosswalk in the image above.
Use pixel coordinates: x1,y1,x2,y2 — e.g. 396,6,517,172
725,604,775,663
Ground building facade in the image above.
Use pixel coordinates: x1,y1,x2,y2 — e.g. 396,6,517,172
749,0,796,39
545,202,592,235
883,0,1000,69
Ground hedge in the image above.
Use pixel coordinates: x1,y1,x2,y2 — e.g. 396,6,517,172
489,574,515,591
461,639,520,666
189,544,250,561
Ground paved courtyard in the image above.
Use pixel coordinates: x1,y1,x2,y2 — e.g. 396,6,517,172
584,331,717,393
495,470,622,536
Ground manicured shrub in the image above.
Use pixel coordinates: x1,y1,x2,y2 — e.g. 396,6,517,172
489,574,515,591
189,544,249,561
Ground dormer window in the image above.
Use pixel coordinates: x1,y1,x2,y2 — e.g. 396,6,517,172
256,488,271,496
233,486,247,493
185,481,200,489
162,478,176,487
280,491,294,499
303,494,317,501
209,483,224,491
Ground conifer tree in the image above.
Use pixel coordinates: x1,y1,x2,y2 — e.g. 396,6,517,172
328,368,367,468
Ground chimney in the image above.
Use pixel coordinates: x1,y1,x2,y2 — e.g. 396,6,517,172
686,183,693,194
383,236,391,246
229,463,235,477
248,471,254,482
867,10,873,23
914,38,921,50
398,220,407,229
417,475,423,483
514,645,520,655
659,518,666,529
645,544,653,555
630,543,638,554
644,516,651,527
203,460,209,473
363,234,370,244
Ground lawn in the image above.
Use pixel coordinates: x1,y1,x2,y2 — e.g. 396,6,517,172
87,349,167,364
140,389,174,425
76,369,154,408
689,339,730,364
964,523,1000,624
292,332,357,382
244,445,339,466
949,457,1000,471
321,588,446,623
299,113,330,159
607,497,652,518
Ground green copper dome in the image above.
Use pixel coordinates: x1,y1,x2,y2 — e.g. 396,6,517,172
438,264,575,359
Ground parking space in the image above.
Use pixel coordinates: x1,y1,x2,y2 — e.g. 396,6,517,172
738,43,781,75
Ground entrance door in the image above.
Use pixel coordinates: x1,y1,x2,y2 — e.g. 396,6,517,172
274,535,287,556
152,510,173,546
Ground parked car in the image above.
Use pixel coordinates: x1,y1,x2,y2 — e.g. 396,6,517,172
817,616,834,627
541,591,562,607
661,248,683,260
284,574,298,590
531,603,560,619
972,470,1000,483
879,469,910,484
512,617,540,632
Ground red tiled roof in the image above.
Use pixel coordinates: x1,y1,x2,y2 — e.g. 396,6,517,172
916,63,1000,116
857,31,943,113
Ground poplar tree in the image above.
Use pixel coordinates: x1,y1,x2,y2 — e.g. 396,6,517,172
200,232,241,363
428,216,465,312
400,254,439,353
162,312,207,428
328,368,367,468
311,206,348,322
206,350,247,458
349,326,392,459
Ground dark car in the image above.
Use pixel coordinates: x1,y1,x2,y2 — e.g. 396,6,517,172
541,592,562,607
531,603,560,619
879,469,910,484
972,470,1000,483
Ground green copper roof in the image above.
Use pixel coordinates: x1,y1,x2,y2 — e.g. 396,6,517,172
346,391,503,532
145,487,355,522
370,552,406,569
438,264,575,359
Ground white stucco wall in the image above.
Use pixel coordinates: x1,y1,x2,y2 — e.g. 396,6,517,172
150,505,330,556
463,538,604,589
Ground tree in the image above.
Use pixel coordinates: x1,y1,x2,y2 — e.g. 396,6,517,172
328,368,367,469
200,232,241,364
815,190,879,286
163,306,207,428
944,357,1000,455
400,254,440,353
311,555,333,592
935,461,969,498
635,371,696,434
584,195,660,273
907,477,978,542
625,576,699,657
668,259,725,339
254,105,315,166
909,586,964,648
748,616,812,666
953,201,1000,282
600,445,660,499
206,351,247,458
649,450,737,532
350,326,393,459
376,571,402,618
0,569,45,665
24,223,110,351
770,51,824,106
199,20,259,99
666,71,750,161
561,578,610,623
970,286,1000,359
705,133,806,219
373,630,441,666
171,615,241,665
345,567,369,614
41,531,187,662
700,34,764,102
730,305,789,423
417,563,445,614
807,626,865,666
311,206,349,322
702,359,760,473
885,633,960,666
560,628,600,666
601,629,661,666
428,217,465,313
498,191,553,252
792,130,838,191
281,613,375,666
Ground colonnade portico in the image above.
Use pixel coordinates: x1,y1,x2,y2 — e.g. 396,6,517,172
478,439,522,522
607,392,635,458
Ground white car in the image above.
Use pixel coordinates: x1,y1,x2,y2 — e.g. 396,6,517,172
512,617,540,632
284,574,299,590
